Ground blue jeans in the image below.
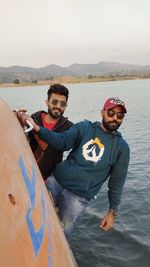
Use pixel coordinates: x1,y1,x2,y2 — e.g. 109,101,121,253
46,174,89,239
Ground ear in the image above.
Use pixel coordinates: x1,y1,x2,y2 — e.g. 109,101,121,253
101,109,104,117
45,99,48,107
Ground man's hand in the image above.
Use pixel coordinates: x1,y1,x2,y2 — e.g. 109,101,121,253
24,116,40,132
100,211,116,231
13,109,28,127
14,110,40,132
13,109,27,114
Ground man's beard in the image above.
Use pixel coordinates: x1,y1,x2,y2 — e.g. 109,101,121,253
102,118,122,132
48,107,64,119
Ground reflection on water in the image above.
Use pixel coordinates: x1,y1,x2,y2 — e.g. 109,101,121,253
0,79,150,267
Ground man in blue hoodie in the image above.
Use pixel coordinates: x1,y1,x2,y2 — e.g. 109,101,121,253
24,97,130,239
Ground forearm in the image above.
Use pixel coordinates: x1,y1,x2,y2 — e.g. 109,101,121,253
24,115,65,150
33,122,79,151
108,187,124,210
108,148,130,209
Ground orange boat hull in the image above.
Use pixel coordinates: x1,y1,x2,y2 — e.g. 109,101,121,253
0,98,77,267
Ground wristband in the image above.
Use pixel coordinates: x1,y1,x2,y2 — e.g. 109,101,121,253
109,209,118,217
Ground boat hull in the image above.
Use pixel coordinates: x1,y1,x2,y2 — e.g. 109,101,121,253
0,98,77,267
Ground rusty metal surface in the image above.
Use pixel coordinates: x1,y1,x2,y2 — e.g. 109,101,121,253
0,98,77,267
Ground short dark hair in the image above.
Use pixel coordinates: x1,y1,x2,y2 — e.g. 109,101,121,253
47,84,69,101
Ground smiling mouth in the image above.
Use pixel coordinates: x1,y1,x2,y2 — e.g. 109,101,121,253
53,108,61,113
109,122,118,125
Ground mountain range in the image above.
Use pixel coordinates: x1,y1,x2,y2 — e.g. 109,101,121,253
0,61,150,83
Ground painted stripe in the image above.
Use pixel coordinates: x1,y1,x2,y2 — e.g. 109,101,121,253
19,155,46,256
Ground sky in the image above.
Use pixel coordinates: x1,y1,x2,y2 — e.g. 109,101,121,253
1,0,150,67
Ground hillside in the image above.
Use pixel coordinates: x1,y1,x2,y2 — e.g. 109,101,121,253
0,61,150,84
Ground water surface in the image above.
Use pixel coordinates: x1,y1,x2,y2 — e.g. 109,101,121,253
0,79,150,267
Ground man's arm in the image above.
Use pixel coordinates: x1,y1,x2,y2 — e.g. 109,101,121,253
108,145,130,210
21,115,81,152
100,144,130,231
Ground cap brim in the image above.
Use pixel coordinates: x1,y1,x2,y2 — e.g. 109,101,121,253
106,104,127,113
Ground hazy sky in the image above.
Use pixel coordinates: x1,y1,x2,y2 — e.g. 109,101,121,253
1,0,150,67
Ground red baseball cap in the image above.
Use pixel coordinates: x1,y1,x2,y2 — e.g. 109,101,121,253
103,97,127,113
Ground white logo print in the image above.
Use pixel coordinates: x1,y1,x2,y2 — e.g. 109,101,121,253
82,138,105,163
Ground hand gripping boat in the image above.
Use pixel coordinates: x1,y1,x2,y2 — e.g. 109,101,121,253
0,98,77,267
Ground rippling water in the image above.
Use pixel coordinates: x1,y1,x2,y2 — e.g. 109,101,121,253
0,79,150,267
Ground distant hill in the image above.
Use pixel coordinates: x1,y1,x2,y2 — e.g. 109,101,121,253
0,61,150,83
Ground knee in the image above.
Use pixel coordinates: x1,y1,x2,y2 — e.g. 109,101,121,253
63,220,74,241
59,210,79,240
45,174,55,191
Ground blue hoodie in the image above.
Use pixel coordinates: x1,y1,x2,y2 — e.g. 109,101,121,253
38,120,130,209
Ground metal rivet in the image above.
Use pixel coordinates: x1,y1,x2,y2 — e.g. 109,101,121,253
8,194,16,205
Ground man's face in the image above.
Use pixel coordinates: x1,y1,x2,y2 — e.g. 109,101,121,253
101,106,125,132
46,93,67,119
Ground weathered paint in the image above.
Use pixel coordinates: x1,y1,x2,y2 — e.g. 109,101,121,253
0,98,77,267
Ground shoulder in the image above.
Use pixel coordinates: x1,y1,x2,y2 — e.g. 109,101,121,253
32,110,47,126
64,118,73,127
119,136,130,154
59,116,73,130
32,110,47,121
75,120,100,127
72,120,96,131
74,119,91,126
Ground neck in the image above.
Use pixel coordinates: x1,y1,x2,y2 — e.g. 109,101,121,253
44,113,59,123
100,123,108,132
100,123,115,133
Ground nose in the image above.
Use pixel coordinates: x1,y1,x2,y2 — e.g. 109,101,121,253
55,101,62,108
113,114,119,120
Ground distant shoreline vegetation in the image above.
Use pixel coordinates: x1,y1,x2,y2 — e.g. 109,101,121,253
0,73,150,88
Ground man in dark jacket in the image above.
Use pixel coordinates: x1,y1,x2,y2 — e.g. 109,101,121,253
20,97,130,240
17,84,73,180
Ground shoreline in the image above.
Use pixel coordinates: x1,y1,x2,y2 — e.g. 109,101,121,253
0,74,150,88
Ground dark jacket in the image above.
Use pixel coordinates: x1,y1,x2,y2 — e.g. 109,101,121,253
29,110,73,180
38,120,130,209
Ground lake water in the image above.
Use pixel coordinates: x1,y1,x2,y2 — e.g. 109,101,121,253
0,79,150,267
